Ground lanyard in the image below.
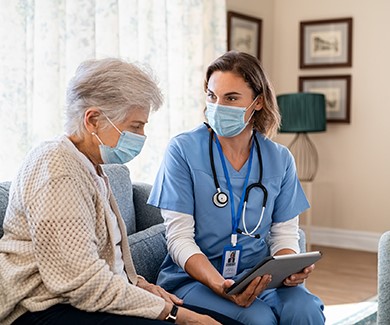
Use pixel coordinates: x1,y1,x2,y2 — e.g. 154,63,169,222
214,135,255,246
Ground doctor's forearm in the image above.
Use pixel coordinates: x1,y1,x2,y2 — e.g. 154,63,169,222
184,254,225,293
274,248,297,256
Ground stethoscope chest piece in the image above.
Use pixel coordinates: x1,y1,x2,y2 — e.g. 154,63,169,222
213,190,228,208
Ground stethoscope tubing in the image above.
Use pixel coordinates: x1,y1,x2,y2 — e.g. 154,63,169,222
207,124,268,238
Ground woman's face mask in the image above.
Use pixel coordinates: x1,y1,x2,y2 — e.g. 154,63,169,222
205,96,258,137
93,115,146,164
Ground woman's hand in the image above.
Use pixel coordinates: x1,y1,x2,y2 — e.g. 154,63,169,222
176,307,222,325
159,303,221,325
283,264,315,286
136,276,183,306
220,275,272,308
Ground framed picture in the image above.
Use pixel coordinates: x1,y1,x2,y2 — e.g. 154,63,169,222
299,75,351,123
300,17,353,68
227,11,262,60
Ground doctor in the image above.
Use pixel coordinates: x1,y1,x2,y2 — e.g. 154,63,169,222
148,51,325,324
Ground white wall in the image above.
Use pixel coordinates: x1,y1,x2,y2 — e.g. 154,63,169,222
227,0,390,250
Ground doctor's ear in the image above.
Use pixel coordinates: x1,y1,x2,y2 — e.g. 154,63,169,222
255,96,264,110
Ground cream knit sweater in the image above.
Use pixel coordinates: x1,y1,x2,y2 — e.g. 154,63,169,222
0,136,165,324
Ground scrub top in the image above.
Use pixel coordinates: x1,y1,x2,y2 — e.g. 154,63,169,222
148,123,309,292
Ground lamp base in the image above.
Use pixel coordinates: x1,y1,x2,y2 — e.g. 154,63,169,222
288,133,319,182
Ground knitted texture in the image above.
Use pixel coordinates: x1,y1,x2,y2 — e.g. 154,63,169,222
0,136,164,325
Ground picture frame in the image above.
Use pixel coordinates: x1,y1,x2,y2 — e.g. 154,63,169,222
227,11,262,60
299,75,351,123
300,17,353,69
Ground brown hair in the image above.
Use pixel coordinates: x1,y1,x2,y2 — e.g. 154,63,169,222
204,51,280,138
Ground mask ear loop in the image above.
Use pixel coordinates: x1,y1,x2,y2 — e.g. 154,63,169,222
91,132,104,145
102,112,123,134
244,95,260,126
91,112,123,145
244,95,260,112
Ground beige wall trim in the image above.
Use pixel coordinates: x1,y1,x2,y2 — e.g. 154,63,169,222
301,226,382,253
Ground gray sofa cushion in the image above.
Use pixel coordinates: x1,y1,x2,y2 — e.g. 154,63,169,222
133,182,163,232
102,164,136,236
0,182,11,238
128,223,167,283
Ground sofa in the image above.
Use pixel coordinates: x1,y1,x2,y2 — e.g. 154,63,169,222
0,163,307,286
378,231,390,325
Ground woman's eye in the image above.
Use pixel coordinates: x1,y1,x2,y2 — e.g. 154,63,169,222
227,96,237,102
207,93,216,100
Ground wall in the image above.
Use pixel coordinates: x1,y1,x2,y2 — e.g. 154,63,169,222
226,0,274,76
227,0,390,251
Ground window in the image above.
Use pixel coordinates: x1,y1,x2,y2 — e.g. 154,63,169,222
0,0,226,182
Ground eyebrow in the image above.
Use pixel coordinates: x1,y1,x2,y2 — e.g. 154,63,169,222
129,120,148,125
207,89,242,96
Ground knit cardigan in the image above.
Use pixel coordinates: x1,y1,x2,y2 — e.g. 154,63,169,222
0,136,165,324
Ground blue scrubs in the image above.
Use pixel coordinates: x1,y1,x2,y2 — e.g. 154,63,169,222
148,124,325,324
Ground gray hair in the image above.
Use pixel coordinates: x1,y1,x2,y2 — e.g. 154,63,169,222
64,58,163,137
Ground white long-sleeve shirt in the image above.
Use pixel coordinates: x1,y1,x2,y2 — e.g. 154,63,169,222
162,209,300,270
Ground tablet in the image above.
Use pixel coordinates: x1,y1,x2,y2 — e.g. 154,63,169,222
225,251,322,295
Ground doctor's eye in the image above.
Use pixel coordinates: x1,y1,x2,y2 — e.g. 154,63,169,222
226,96,238,102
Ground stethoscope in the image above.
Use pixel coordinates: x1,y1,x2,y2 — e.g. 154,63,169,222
207,124,268,240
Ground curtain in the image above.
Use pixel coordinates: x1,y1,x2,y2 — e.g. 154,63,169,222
0,0,226,182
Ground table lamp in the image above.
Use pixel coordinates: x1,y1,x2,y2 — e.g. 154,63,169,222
277,93,326,182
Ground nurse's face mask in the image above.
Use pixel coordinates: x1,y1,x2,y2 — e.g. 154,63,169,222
205,95,259,137
92,114,146,164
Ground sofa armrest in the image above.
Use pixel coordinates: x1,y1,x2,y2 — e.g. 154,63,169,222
298,228,306,253
0,182,11,238
378,231,390,325
132,182,163,232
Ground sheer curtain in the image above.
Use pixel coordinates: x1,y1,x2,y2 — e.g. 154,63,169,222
0,0,226,182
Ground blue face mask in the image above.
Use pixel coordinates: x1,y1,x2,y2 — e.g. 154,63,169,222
93,116,146,164
205,96,258,137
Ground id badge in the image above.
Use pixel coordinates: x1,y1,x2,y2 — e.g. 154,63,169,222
221,244,242,278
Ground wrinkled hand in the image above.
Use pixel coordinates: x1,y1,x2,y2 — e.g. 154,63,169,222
283,264,315,286
221,275,272,308
177,308,222,325
137,277,183,305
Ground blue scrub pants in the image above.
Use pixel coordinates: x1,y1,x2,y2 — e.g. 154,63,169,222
175,282,325,325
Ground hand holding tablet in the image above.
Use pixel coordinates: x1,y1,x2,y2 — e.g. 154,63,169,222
225,251,322,295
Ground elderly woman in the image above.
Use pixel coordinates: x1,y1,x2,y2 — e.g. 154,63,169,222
0,58,237,325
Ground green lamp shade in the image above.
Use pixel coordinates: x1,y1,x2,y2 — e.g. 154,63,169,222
277,93,326,133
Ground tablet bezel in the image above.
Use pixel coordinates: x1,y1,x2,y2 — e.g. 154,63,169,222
225,251,322,295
